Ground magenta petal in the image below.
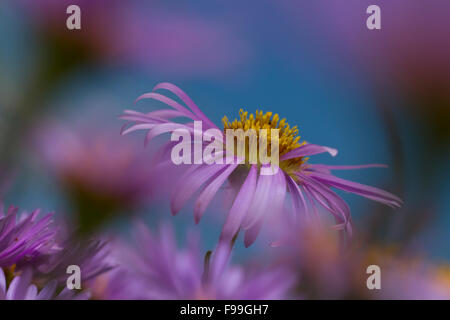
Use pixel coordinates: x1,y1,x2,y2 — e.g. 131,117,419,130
307,163,388,174
194,162,240,224
299,173,353,235
6,268,32,300
244,218,264,248
281,143,338,161
220,165,257,242
310,171,403,208
144,122,194,146
286,174,308,223
243,168,286,246
153,82,217,129
135,92,197,119
121,123,156,135
171,164,229,215
36,280,57,300
241,170,274,230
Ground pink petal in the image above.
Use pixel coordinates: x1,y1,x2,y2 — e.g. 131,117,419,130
310,171,402,208
194,161,240,224
171,164,229,215
281,143,338,161
220,165,257,242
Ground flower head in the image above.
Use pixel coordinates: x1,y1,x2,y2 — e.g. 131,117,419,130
121,83,402,246
95,223,294,300
0,205,56,268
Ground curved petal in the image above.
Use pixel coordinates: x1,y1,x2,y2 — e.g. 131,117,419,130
310,171,402,208
171,164,229,215
220,165,258,242
281,143,338,161
6,268,32,300
153,82,217,129
244,218,264,248
25,285,38,300
241,169,274,230
194,161,240,224
144,122,194,146
286,174,308,223
308,163,387,174
36,280,57,300
135,92,197,120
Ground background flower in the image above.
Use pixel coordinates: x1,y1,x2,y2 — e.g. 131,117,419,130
94,223,294,300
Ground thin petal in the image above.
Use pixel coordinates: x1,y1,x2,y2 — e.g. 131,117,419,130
310,171,402,208
241,169,274,229
135,92,196,119
220,165,257,242
281,143,338,161
194,161,240,224
171,164,229,215
153,82,217,129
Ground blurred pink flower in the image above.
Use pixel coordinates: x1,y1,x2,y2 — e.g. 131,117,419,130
92,222,294,300
274,223,450,299
35,121,155,233
17,0,248,76
282,0,450,109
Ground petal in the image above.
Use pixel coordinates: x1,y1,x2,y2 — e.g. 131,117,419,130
36,280,57,300
299,173,352,234
281,143,338,161
121,123,157,135
241,169,274,229
308,163,388,174
0,268,6,297
310,171,402,208
25,285,38,300
153,82,217,129
244,218,264,248
286,174,308,223
135,92,197,119
171,164,229,215
144,122,194,146
220,165,257,242
6,268,32,300
194,162,240,224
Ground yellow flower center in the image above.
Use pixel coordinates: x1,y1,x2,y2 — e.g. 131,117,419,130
222,109,306,175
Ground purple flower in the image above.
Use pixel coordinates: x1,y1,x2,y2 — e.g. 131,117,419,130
30,237,113,286
0,205,56,268
16,0,248,77
121,83,402,246
272,224,450,299
95,223,294,300
0,267,90,300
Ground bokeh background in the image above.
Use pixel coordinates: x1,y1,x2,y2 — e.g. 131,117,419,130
0,0,449,290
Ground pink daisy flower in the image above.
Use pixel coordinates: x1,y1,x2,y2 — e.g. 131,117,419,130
120,83,402,247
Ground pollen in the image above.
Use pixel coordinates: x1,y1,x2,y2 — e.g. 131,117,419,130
222,109,307,174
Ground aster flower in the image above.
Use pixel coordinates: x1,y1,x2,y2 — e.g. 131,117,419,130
0,205,56,268
94,223,294,300
121,83,402,246
27,232,113,287
0,267,90,300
